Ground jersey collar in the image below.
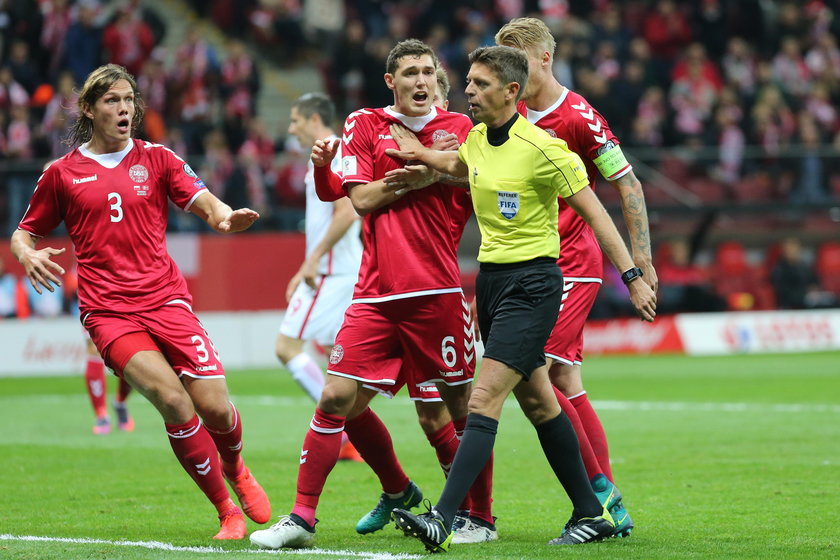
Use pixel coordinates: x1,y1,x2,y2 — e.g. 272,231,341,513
384,105,438,133
79,140,135,169
524,87,570,124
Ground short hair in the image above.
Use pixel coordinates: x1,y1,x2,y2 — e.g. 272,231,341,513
292,92,335,127
495,17,556,60
66,64,145,147
385,38,439,75
435,67,450,101
468,46,528,101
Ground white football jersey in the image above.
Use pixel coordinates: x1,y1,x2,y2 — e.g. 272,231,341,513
304,136,362,276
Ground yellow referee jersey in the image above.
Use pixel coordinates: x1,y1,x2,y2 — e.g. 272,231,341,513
458,114,589,264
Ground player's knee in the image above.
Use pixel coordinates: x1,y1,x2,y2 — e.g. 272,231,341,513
149,388,194,421
415,404,449,434
467,385,503,418
196,400,234,428
318,383,355,416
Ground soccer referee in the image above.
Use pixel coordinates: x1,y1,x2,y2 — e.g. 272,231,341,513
387,45,656,551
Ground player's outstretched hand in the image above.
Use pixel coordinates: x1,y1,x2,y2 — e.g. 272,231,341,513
385,124,425,161
383,165,439,196
217,208,260,233
20,246,66,294
628,280,657,322
312,138,340,168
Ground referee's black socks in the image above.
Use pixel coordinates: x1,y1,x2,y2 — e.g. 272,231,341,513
535,412,602,518
436,413,498,527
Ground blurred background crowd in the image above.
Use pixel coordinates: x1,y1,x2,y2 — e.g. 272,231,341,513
0,0,838,318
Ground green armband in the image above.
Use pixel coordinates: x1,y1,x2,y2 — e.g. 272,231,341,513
593,145,630,180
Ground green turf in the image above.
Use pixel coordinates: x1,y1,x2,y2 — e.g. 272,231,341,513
2,352,839,559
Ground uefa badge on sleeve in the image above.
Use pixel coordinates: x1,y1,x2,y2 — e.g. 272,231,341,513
498,191,519,220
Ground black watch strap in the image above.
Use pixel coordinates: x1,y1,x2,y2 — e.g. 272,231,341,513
621,266,644,285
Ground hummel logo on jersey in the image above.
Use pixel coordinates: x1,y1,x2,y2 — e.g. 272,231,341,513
195,457,211,476
72,175,97,184
378,134,393,140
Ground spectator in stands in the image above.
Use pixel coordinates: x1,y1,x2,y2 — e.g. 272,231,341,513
771,237,838,309
772,36,811,99
41,71,77,157
721,37,757,97
102,3,155,77
642,0,692,85
61,0,104,88
790,116,829,203
171,26,219,155
0,65,29,110
39,0,72,78
8,40,42,96
657,238,725,314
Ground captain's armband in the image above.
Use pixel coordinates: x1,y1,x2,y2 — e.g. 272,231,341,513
593,144,630,180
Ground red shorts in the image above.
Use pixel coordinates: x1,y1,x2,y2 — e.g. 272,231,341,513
364,375,443,402
83,301,225,379
328,292,475,393
544,281,600,365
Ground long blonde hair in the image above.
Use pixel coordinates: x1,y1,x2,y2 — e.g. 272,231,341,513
66,64,145,147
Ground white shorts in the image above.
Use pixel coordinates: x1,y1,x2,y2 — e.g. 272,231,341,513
279,274,357,346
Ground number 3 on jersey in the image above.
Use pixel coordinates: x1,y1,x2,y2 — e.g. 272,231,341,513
108,192,123,223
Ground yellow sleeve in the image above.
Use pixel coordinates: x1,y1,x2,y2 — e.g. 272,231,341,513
537,139,589,198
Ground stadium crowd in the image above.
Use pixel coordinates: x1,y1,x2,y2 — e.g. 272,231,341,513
1,0,839,318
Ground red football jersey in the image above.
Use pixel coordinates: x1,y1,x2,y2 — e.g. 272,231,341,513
518,89,631,281
18,139,208,313
340,106,473,301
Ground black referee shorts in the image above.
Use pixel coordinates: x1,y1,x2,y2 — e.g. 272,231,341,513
475,257,563,379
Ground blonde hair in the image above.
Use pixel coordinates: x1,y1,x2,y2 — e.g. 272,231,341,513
66,64,145,147
435,67,450,101
495,17,556,60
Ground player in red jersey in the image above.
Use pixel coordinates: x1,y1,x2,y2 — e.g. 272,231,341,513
307,68,495,543
250,40,494,550
10,64,270,540
496,18,659,537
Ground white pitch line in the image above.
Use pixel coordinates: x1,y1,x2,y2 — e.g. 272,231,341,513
2,394,839,414
0,534,423,560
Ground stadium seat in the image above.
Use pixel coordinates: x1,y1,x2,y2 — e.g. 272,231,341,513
712,241,772,310
815,241,840,297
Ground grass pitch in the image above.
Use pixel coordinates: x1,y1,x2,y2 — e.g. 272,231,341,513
2,352,838,559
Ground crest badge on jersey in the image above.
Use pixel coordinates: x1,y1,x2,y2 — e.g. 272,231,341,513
129,164,148,183
182,163,198,178
329,344,344,365
543,128,557,138
498,191,519,220
432,129,450,143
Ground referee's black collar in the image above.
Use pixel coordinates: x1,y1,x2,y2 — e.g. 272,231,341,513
487,112,520,146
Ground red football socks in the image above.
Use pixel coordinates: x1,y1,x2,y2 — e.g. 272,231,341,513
166,414,230,507
84,355,107,418
292,408,345,526
570,391,613,482
345,407,410,494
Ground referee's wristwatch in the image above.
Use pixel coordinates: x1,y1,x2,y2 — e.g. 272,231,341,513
621,267,644,285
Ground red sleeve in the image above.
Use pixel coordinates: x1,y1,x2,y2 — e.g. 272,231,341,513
18,163,64,237
314,165,344,202
156,145,208,210
340,110,374,185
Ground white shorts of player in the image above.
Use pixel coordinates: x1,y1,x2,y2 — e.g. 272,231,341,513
279,274,357,346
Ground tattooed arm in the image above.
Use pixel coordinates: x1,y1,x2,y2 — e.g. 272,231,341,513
609,170,658,292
